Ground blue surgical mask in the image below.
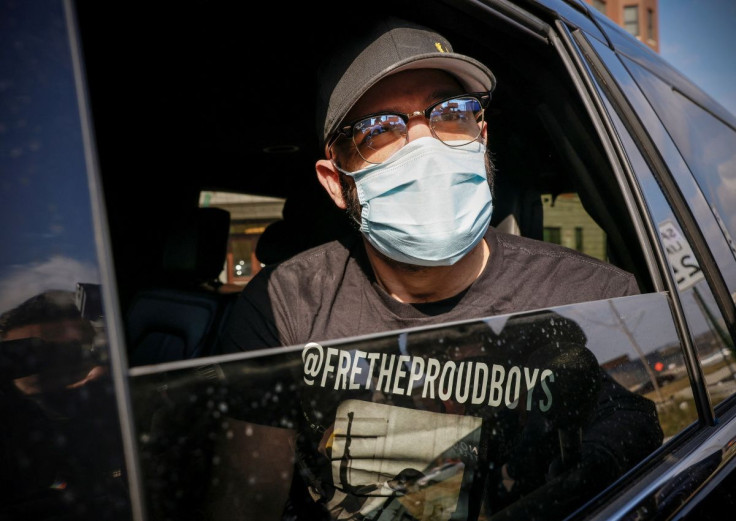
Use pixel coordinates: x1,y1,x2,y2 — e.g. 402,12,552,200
340,137,493,266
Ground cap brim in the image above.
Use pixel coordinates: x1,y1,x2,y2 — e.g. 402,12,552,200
392,53,495,93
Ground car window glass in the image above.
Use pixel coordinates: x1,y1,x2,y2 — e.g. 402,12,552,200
614,105,736,415
0,2,130,517
579,38,736,298
622,56,736,296
129,294,677,520
582,36,736,414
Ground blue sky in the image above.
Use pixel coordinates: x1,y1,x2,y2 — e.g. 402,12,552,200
659,0,736,116
0,3,100,313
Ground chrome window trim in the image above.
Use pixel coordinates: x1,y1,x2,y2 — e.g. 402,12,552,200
65,1,146,519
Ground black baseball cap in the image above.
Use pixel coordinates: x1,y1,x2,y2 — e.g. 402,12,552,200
316,16,496,148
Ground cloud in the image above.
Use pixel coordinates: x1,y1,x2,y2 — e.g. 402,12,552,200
0,255,100,314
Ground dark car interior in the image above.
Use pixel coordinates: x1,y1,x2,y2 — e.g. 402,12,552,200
73,0,652,364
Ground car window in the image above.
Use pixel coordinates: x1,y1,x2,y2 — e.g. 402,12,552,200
199,191,286,285
578,34,736,414
0,1,132,518
622,57,736,295
37,1,735,520
129,293,676,520
117,4,695,518
616,109,736,415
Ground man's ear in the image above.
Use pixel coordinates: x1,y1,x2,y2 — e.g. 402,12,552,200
316,159,348,209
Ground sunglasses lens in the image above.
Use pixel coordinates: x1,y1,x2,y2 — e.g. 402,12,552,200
331,96,485,172
430,97,483,146
353,115,408,165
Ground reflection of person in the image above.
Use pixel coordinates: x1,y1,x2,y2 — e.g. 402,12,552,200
219,16,662,519
0,290,116,514
0,290,105,403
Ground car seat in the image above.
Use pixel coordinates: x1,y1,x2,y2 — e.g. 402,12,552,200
124,206,238,366
255,189,356,267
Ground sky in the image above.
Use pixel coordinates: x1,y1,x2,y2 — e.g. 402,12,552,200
659,0,736,116
0,3,100,313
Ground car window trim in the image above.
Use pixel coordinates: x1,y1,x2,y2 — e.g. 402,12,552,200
65,1,147,519
544,22,661,288
551,22,659,287
446,0,551,44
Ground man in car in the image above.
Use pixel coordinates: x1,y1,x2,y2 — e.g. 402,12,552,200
219,15,663,520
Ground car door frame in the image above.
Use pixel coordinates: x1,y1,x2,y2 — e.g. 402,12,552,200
538,5,736,520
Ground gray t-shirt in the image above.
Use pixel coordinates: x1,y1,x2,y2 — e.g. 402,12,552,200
220,226,639,352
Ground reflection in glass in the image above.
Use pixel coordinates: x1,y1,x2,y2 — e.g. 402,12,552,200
636,67,736,249
0,2,129,518
0,286,127,518
587,38,736,414
129,295,672,520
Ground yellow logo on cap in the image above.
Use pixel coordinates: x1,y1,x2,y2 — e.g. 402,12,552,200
435,42,447,53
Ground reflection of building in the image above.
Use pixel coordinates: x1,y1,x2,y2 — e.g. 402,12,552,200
542,193,607,261
583,0,659,53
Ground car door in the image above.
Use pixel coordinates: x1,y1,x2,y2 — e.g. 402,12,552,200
548,3,736,520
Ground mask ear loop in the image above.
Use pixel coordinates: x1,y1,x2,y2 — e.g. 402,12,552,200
327,135,364,179
326,143,365,230
332,165,363,230
478,119,488,146
330,158,353,177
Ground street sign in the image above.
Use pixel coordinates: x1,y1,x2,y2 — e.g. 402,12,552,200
658,220,704,292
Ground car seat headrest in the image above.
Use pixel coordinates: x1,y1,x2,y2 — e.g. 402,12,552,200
255,190,356,267
255,219,304,266
160,207,231,287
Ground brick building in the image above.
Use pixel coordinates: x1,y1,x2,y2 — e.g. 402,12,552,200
584,0,659,52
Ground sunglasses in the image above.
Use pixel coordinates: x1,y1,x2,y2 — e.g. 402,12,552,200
328,92,491,173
